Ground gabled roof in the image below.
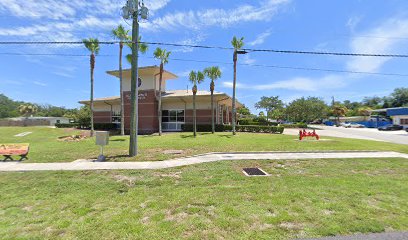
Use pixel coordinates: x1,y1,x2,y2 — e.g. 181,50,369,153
106,65,178,80
79,90,243,108
79,96,120,104
162,90,224,98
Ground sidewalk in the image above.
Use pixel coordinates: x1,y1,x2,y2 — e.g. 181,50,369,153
300,231,408,240
1,151,407,172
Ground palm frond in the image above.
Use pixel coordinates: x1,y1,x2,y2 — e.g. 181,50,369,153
82,38,100,55
231,36,245,50
204,66,222,81
112,24,129,41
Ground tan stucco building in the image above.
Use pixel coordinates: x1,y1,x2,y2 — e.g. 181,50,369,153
80,66,241,134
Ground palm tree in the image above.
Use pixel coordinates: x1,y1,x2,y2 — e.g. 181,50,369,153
112,24,129,136
82,38,100,137
125,36,148,64
189,71,205,137
332,105,348,126
203,66,222,134
231,36,244,135
153,48,171,136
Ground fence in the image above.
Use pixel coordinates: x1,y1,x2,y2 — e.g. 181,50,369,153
0,119,50,127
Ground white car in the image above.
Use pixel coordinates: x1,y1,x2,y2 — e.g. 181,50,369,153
349,123,365,128
340,123,351,128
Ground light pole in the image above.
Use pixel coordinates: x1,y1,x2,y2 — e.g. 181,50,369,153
232,49,247,135
122,0,148,157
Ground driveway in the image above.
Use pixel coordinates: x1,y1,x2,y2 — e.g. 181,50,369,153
284,125,408,145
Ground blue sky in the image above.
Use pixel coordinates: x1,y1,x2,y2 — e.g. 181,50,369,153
0,0,408,113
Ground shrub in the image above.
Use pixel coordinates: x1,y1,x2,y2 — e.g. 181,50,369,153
238,119,278,126
55,123,78,128
182,124,283,134
280,123,308,128
236,125,284,134
182,124,231,132
94,123,118,131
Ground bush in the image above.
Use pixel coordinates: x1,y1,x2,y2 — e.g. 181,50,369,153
280,123,308,128
236,125,284,134
238,119,278,126
182,124,231,132
55,123,78,128
94,123,119,131
182,124,283,134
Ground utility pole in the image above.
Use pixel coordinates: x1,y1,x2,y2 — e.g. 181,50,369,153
122,0,148,157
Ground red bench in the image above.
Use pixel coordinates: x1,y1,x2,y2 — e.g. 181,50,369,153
299,129,320,141
0,144,30,161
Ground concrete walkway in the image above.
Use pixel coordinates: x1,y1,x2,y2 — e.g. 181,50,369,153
1,151,407,172
300,231,408,240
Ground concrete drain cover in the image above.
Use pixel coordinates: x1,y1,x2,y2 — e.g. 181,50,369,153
242,168,269,176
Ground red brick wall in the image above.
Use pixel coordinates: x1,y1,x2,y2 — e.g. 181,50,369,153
123,90,159,134
93,111,111,123
185,109,216,125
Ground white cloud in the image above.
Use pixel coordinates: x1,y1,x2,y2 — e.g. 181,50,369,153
242,55,256,64
249,29,272,46
33,81,47,87
221,74,347,91
176,70,191,78
346,16,362,31
172,33,207,53
141,0,290,31
347,17,408,72
0,0,170,19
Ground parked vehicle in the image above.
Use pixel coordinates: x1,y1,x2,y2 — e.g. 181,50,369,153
340,122,351,128
350,123,365,128
406,128,408,133
378,124,404,131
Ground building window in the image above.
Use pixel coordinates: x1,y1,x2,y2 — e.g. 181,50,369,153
401,119,408,125
162,110,185,131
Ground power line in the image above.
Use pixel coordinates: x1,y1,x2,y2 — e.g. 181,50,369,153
1,51,407,77
0,52,113,57
1,41,408,58
141,56,408,77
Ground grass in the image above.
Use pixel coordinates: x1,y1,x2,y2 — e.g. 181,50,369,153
1,158,407,239
0,126,407,163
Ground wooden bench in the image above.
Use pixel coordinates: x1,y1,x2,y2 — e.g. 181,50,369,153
0,144,30,161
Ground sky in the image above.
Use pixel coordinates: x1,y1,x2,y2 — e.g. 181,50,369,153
0,0,408,114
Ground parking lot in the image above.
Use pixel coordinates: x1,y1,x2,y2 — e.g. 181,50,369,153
285,125,408,145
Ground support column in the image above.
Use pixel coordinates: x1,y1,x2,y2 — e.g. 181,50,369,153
226,106,229,124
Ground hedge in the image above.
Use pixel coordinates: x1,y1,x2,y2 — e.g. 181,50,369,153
238,119,278,126
182,124,232,132
236,125,284,134
55,123,78,128
279,123,308,128
182,124,284,134
56,123,118,130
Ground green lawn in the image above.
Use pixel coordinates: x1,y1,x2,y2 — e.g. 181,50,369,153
0,126,407,163
1,158,407,239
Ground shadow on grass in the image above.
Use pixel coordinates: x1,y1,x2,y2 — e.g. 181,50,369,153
217,134,233,138
110,139,127,142
108,154,131,161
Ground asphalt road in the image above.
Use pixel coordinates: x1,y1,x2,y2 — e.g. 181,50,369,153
284,125,408,145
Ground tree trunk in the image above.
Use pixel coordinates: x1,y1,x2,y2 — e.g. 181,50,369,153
158,63,164,136
232,50,237,135
193,86,197,138
119,42,125,136
211,81,215,134
90,53,95,137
